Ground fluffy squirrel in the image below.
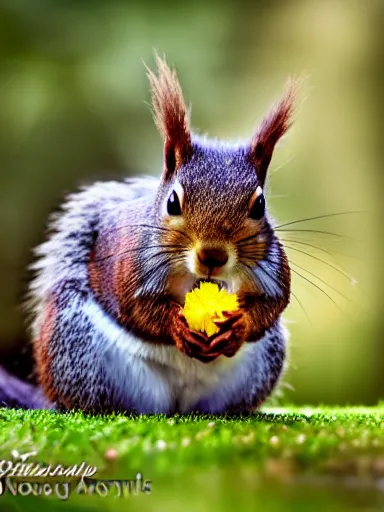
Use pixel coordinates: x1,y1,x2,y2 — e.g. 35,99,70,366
1,56,297,414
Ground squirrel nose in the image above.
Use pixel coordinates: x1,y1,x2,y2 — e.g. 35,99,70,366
197,247,229,269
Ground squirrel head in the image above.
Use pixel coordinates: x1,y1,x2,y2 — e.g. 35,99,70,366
146,55,296,301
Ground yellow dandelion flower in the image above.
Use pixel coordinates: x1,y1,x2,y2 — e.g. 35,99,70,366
183,282,239,337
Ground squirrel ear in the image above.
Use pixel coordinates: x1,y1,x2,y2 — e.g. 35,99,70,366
248,78,299,186
146,54,192,181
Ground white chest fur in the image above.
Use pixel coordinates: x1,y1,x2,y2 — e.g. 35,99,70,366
83,299,253,414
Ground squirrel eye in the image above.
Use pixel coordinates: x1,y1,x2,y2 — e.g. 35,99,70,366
249,188,265,220
167,190,182,215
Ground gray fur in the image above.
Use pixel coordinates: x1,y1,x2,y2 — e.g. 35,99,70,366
25,174,288,414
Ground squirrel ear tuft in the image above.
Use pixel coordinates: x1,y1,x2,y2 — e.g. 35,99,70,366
146,53,192,180
248,78,299,186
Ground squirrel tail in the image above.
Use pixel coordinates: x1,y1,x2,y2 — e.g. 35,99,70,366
0,366,52,409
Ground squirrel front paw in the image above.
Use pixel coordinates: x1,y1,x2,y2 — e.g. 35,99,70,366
169,306,214,362
169,306,250,363
206,310,251,358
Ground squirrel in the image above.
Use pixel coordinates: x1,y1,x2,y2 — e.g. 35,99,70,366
0,55,296,414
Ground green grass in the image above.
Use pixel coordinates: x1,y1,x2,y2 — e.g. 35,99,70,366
0,406,383,511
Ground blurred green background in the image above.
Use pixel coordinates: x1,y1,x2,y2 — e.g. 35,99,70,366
0,0,382,405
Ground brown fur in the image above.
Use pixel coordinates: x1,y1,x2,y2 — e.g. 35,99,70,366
249,78,299,186
33,297,56,402
146,54,192,178
87,202,179,345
